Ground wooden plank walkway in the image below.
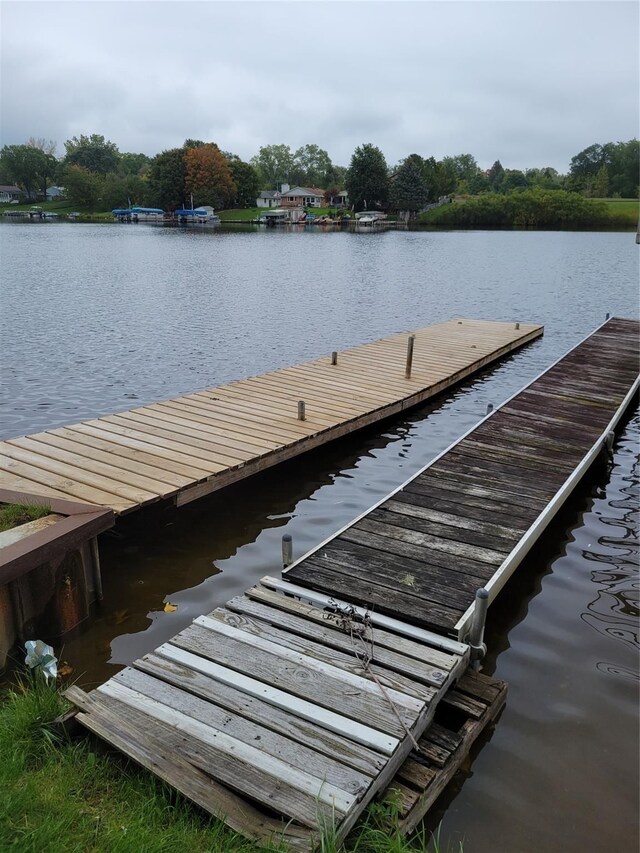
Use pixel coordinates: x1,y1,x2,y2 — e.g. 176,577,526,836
67,577,470,850
284,317,640,639
0,318,542,514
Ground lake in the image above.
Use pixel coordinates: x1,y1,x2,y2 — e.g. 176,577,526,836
1,222,638,852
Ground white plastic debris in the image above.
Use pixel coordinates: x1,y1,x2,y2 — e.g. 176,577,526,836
24,640,58,681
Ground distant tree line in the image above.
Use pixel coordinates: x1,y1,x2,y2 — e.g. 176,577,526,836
0,134,637,214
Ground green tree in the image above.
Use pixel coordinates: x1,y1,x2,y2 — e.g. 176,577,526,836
25,138,60,198
291,144,335,187
607,140,639,197
184,143,236,208
147,148,186,210
63,164,103,208
593,164,609,198
501,169,529,193
63,134,120,175
227,157,260,207
0,144,53,198
487,160,505,191
421,156,457,199
442,153,481,192
390,154,429,216
345,143,389,211
250,144,294,188
101,173,147,209
119,152,150,177
525,166,561,190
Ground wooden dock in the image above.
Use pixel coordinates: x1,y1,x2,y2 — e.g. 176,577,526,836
0,318,542,514
67,577,470,850
283,317,640,639
62,317,639,850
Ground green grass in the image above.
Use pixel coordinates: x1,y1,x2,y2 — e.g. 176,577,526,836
0,677,460,853
0,200,114,221
0,503,51,533
594,198,639,224
217,207,263,221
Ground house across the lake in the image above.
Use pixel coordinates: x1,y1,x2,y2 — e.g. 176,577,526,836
256,190,282,208
256,185,349,210
46,186,65,200
0,185,22,203
279,186,325,208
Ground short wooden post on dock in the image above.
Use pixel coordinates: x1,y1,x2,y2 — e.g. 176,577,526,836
282,534,293,568
515,322,520,330
405,335,415,379
606,312,610,320
297,401,306,421
486,403,494,415
331,351,338,365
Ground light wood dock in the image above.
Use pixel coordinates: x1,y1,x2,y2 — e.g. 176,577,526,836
0,318,542,514
67,576,470,850
283,317,640,639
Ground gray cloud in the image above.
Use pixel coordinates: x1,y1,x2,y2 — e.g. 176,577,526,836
1,0,637,171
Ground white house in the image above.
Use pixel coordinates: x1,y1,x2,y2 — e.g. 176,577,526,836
257,190,281,208
46,186,65,200
0,185,22,203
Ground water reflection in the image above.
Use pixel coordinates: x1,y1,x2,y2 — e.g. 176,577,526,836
430,409,639,853
582,417,639,662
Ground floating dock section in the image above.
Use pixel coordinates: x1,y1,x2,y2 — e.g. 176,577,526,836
284,317,640,638
0,319,542,514
67,577,470,850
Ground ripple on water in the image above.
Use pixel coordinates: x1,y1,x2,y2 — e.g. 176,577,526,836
434,410,640,853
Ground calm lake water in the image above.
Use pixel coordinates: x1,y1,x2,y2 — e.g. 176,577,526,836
1,222,639,852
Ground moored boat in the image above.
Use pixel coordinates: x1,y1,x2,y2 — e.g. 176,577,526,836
174,206,220,225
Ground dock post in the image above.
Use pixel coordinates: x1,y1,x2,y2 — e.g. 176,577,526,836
90,537,103,602
297,401,306,421
331,351,338,365
282,534,293,568
468,588,489,668
515,322,520,330
605,312,610,320
486,403,494,415
405,335,415,379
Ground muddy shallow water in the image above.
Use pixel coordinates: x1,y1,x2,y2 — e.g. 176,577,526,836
1,224,638,851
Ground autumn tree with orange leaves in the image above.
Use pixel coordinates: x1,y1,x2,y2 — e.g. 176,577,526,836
184,143,236,209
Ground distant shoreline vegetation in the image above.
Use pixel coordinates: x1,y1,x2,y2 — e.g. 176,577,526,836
1,193,636,231
418,191,638,230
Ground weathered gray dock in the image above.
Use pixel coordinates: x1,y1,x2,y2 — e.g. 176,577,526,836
67,577,470,850
283,317,640,638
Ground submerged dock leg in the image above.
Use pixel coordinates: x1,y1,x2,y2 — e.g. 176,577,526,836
90,537,103,602
282,533,293,568
468,588,489,668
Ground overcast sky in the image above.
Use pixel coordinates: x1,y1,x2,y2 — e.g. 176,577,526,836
1,0,638,172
